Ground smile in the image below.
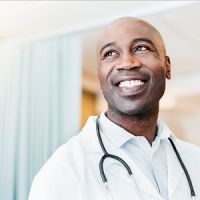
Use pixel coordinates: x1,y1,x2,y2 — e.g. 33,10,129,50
119,80,144,88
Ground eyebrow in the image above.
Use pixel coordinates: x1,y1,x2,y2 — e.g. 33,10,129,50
99,37,158,55
99,42,117,55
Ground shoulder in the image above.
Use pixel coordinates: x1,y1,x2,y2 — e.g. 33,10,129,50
35,115,98,177
158,119,200,156
34,133,84,181
29,134,86,200
29,116,98,199
176,138,200,156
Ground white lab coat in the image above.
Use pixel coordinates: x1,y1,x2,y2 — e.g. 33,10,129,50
29,116,200,200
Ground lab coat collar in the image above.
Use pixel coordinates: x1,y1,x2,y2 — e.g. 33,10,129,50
157,119,175,140
81,115,102,153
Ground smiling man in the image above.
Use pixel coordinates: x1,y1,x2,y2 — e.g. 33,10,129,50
29,17,200,200
97,17,171,144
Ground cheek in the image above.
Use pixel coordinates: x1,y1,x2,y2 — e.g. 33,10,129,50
151,66,166,99
143,58,166,95
98,63,113,87
143,57,166,79
153,64,166,84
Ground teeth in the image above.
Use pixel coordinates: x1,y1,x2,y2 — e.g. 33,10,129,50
119,80,144,88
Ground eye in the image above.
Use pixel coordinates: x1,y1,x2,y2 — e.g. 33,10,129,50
103,50,118,58
135,45,150,52
136,46,147,51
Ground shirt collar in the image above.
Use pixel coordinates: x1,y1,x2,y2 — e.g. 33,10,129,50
99,112,175,149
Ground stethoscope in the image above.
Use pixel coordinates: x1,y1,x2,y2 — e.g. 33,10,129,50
96,115,196,199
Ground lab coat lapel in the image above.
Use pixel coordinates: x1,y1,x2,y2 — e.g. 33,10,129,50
166,140,185,199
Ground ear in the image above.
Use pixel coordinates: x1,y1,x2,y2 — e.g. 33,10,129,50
165,56,171,79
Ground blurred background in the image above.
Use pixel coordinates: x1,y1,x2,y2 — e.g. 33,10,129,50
0,1,200,200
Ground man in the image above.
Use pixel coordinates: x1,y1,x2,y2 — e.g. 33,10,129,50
29,17,200,200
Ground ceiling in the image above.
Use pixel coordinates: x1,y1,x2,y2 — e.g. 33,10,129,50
0,1,200,101
0,1,196,39
0,1,180,38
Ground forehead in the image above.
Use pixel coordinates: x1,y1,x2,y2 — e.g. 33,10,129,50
97,19,163,52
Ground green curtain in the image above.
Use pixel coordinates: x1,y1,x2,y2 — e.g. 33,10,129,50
0,34,82,200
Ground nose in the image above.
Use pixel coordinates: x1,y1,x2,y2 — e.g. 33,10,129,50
115,54,142,70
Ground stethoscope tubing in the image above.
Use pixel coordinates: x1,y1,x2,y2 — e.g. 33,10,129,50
96,115,196,198
96,115,133,182
168,138,195,197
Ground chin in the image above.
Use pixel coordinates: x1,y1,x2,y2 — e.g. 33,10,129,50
116,101,157,116
121,108,145,116
114,104,145,116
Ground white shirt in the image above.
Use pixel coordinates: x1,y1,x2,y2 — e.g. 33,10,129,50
100,113,170,200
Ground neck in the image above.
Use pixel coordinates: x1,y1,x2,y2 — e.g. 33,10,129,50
106,104,159,145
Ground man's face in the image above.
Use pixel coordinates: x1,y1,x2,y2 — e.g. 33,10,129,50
97,19,171,115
